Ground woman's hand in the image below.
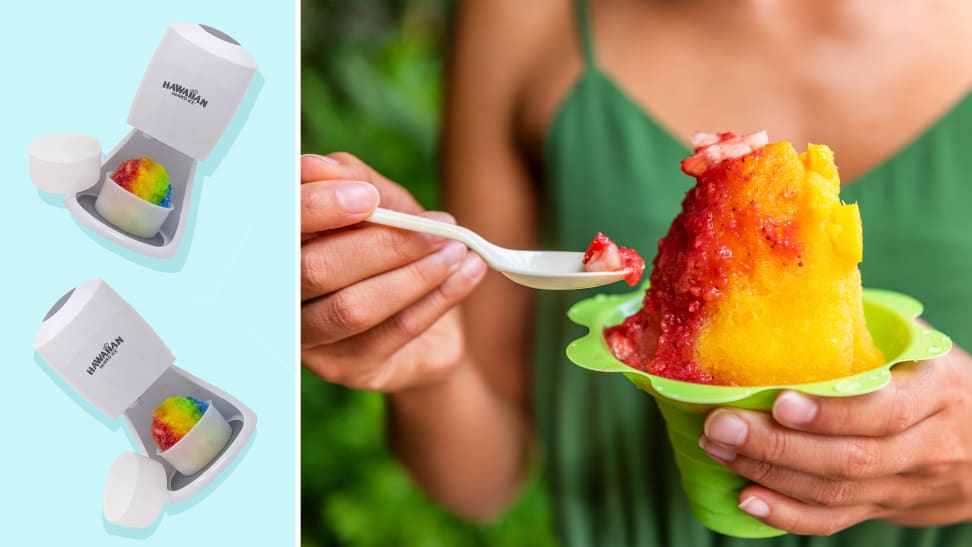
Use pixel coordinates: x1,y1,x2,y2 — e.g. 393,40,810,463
301,152,487,393
699,341,972,535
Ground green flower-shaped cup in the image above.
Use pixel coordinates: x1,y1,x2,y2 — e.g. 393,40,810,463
566,286,952,538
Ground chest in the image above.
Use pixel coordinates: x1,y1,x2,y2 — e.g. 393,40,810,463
521,0,972,184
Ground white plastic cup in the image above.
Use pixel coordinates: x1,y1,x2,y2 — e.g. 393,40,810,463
103,452,167,528
157,402,231,476
28,133,101,194
94,173,172,238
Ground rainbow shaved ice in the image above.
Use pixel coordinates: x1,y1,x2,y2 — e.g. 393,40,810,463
152,396,209,451
607,131,884,386
112,157,172,207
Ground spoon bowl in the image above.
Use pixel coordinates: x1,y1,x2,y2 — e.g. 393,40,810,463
367,208,630,290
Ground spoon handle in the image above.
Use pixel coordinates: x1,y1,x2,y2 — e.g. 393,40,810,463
367,208,499,265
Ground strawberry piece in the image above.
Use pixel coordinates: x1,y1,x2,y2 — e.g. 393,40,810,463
583,232,645,286
681,130,769,176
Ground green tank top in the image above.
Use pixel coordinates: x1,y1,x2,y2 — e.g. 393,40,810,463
533,1,972,545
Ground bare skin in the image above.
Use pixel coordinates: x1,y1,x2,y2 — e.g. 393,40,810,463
518,0,972,183
301,0,972,533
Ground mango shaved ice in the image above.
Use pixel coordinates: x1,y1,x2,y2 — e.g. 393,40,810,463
606,131,884,386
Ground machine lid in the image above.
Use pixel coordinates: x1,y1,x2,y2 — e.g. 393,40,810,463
34,279,175,419
126,22,257,161
177,23,255,68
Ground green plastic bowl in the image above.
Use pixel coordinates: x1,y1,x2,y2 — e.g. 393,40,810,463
566,285,952,538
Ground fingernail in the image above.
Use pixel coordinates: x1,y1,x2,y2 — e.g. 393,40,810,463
699,436,737,462
739,496,770,518
458,253,487,281
774,391,818,425
336,182,378,214
705,410,748,447
435,241,467,270
304,153,338,165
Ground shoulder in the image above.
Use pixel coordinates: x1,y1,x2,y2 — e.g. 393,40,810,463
451,0,570,67
448,1,574,112
448,0,580,152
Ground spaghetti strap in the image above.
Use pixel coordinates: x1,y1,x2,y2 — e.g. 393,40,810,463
573,0,597,67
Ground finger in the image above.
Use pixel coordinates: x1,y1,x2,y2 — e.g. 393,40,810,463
883,499,972,527
771,362,943,436
736,485,879,536
301,180,379,233
302,241,467,347
301,152,423,213
702,409,919,479
302,254,488,392
301,153,345,183
301,211,454,300
700,439,943,509
331,253,488,365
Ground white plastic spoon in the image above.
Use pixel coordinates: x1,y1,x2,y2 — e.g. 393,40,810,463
367,207,630,290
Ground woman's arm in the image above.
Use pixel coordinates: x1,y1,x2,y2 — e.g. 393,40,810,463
386,0,552,521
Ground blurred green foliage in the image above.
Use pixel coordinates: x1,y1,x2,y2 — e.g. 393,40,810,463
301,2,556,545
302,0,446,208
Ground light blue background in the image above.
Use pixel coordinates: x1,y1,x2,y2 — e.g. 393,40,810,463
0,1,295,544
